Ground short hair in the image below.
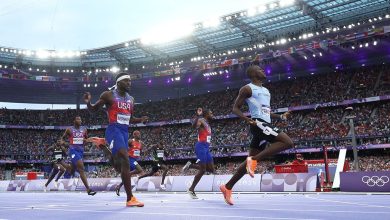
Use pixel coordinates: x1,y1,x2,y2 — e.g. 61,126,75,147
246,65,260,79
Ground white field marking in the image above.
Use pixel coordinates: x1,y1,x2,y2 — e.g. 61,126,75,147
31,207,322,220
24,203,390,215
305,195,390,209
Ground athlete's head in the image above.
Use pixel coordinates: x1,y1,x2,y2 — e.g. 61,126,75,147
133,130,141,140
203,109,214,120
74,116,82,126
115,72,131,92
246,65,266,81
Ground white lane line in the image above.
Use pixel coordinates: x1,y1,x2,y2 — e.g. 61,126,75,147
31,207,321,220
305,195,390,209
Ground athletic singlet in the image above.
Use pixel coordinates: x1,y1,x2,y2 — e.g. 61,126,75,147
107,89,134,126
153,147,165,161
69,126,87,150
128,139,142,158
198,119,212,143
246,83,271,123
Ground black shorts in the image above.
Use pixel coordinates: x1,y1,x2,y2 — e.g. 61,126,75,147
249,118,281,150
152,160,165,172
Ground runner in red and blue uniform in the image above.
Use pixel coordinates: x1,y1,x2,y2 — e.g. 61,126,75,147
115,130,145,196
85,72,147,207
184,107,215,199
59,116,96,195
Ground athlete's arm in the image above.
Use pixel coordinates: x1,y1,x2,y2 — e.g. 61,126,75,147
271,112,291,120
233,86,256,125
45,146,54,154
84,91,110,112
130,116,148,124
60,128,71,143
192,108,203,128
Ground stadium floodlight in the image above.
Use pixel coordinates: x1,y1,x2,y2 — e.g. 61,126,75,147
319,52,322,56
269,3,278,9
258,5,266,13
36,50,50,59
124,67,128,71
36,68,40,72
0,48,3,51
359,44,363,48
365,43,369,47
280,38,287,44
141,20,194,45
279,0,295,7
124,42,129,47
373,41,377,46
29,68,32,71
304,56,307,60
111,66,120,73
57,51,66,58
247,8,256,17
204,17,220,28
386,14,390,18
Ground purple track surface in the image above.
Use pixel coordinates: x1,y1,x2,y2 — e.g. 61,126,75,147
0,192,389,220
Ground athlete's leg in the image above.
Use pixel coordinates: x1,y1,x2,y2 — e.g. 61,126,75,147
188,163,206,192
45,166,59,187
160,164,169,185
55,164,66,182
75,159,96,195
225,148,261,190
252,132,293,161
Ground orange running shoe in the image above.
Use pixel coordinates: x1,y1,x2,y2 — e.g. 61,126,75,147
126,196,144,207
220,184,234,205
90,137,106,148
246,157,257,178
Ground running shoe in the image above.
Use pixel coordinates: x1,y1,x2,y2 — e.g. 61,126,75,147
187,190,198,199
126,196,144,207
220,184,234,205
246,156,257,178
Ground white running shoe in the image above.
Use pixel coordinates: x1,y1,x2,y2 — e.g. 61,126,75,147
160,184,166,190
54,181,58,188
187,190,198,199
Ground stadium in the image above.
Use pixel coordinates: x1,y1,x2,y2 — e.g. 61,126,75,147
0,0,389,219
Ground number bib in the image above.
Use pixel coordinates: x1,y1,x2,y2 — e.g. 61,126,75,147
157,152,164,158
117,114,131,125
133,150,141,157
73,138,83,145
54,150,63,159
206,136,211,143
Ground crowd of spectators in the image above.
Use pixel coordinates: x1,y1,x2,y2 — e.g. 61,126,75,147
0,65,389,125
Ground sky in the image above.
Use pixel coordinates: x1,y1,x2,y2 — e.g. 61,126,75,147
0,0,273,51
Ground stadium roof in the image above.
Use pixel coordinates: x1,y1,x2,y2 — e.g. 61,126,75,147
0,0,388,66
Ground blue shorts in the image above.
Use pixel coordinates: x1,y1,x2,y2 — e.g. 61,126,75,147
105,124,129,155
129,157,139,171
195,142,213,164
69,147,83,167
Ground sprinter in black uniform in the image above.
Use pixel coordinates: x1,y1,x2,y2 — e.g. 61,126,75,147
44,140,67,191
138,142,170,189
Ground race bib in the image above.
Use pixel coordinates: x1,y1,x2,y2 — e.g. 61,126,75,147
260,107,271,116
157,152,164,158
54,151,63,160
206,136,211,143
117,114,131,125
133,150,141,157
73,138,83,145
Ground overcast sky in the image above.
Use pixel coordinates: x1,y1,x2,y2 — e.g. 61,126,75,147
0,0,273,51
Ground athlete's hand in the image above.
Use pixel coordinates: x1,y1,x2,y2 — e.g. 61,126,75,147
83,92,91,104
196,108,203,116
245,118,256,126
141,116,149,123
281,111,291,120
